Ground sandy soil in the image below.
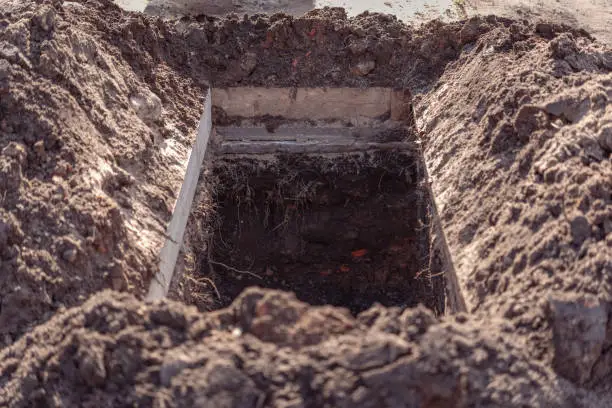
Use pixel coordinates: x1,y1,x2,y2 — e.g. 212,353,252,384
0,0,611,405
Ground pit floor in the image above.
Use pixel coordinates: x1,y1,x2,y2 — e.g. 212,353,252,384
194,152,445,314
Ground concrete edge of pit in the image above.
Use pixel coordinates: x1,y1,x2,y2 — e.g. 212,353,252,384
147,88,212,300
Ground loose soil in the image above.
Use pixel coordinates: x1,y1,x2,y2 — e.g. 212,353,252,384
416,27,612,387
197,153,444,315
0,0,496,343
0,0,611,406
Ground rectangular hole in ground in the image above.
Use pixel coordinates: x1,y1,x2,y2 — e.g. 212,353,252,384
195,151,445,315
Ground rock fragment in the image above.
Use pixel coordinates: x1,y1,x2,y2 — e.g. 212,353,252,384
570,215,591,245
34,6,57,32
1,142,27,165
352,60,376,76
598,124,612,153
240,52,258,76
548,295,608,385
130,90,162,122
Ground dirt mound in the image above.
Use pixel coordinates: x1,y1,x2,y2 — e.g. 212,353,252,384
0,288,596,407
1,0,612,405
417,26,612,387
0,0,510,344
0,0,209,343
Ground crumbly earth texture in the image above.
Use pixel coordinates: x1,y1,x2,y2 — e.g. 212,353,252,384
0,288,605,407
0,0,611,406
416,28,612,388
0,0,206,344
0,0,514,344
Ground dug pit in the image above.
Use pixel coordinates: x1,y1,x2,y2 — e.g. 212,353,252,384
193,151,446,315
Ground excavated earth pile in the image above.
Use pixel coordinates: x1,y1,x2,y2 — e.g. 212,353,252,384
0,0,611,406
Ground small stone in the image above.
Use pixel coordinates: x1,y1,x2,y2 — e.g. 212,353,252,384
352,60,376,76
35,6,57,32
570,215,590,245
1,142,27,164
535,22,553,38
33,140,45,157
62,248,78,263
130,90,162,122
160,354,191,386
597,124,612,153
548,295,607,384
240,52,258,76
454,313,468,324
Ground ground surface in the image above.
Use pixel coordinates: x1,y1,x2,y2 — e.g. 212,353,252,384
0,0,611,406
138,0,612,43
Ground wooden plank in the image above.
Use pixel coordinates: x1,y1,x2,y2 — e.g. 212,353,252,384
212,87,397,122
216,126,409,142
218,141,417,155
147,88,213,300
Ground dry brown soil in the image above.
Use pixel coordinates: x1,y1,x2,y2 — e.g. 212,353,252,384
0,0,611,406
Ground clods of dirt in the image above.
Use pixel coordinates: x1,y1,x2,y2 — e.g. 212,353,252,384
1,0,611,405
0,288,600,407
0,0,205,343
417,23,612,388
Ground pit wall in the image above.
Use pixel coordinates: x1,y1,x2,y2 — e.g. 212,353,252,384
150,86,467,315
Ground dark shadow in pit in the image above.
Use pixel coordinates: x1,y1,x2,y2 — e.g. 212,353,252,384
197,152,445,315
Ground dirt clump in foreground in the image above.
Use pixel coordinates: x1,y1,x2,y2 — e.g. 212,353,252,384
0,289,602,407
0,0,612,405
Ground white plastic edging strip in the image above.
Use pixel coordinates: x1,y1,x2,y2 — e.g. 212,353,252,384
147,88,212,300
